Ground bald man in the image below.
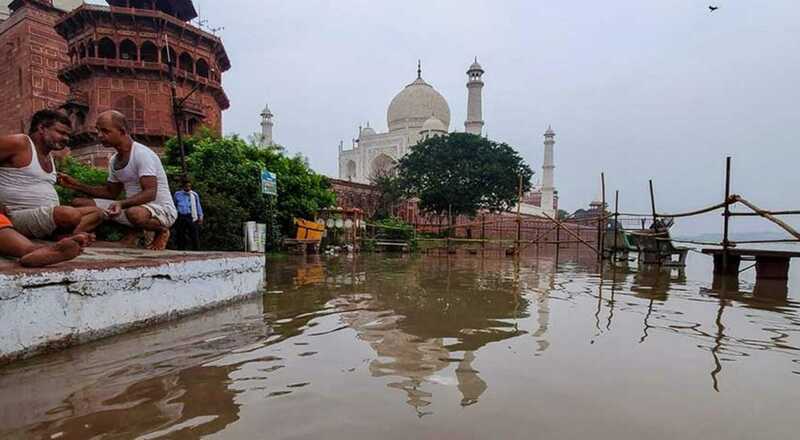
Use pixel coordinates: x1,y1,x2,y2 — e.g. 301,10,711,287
58,111,177,250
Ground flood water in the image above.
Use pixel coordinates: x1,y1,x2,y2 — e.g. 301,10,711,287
1,250,799,439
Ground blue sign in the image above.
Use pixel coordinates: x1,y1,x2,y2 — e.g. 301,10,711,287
261,170,277,196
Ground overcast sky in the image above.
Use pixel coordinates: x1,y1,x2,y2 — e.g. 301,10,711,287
120,1,800,234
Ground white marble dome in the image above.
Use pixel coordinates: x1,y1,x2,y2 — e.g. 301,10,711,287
421,116,447,133
387,77,450,133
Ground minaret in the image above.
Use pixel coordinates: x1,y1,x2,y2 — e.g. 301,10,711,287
541,126,556,216
260,103,274,147
464,57,485,135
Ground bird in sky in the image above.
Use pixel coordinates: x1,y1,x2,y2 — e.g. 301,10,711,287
709,5,720,12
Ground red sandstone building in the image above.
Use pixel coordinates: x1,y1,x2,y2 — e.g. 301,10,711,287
0,0,229,167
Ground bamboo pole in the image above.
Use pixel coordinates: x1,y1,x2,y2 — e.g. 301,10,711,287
649,180,657,227
733,196,800,240
596,173,604,262
601,173,607,259
729,210,800,217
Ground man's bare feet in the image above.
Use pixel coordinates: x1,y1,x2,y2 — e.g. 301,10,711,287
147,229,170,251
19,238,83,268
68,232,95,248
119,230,141,248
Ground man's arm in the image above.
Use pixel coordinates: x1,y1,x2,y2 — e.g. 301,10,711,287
0,135,28,166
57,173,123,200
119,176,157,209
194,192,204,221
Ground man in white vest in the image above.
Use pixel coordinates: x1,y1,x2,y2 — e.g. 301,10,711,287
0,109,104,239
58,110,177,250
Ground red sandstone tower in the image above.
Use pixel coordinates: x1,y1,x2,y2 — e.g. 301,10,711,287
0,0,73,136
55,0,230,166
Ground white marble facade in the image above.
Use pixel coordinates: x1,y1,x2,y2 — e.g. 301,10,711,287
338,61,469,183
336,59,557,218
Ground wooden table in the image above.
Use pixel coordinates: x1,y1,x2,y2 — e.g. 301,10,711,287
701,248,800,279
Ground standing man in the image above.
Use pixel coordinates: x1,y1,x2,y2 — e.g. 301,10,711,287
58,110,177,250
174,179,204,251
0,109,104,239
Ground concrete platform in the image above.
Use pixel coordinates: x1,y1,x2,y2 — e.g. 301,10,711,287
0,246,265,365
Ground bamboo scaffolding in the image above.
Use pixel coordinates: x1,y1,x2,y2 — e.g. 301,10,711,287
541,212,600,254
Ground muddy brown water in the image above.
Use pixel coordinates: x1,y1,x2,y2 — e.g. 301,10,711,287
1,251,799,439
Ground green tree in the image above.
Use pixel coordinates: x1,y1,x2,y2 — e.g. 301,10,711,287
370,169,405,220
163,131,336,250
397,133,533,219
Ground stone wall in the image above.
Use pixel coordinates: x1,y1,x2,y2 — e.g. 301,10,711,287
330,178,596,245
0,249,265,365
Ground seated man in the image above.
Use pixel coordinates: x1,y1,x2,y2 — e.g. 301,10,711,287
0,209,92,268
0,109,104,239
58,110,177,250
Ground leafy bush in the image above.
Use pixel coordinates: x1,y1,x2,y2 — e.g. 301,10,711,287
56,155,108,205
372,217,415,241
163,131,336,251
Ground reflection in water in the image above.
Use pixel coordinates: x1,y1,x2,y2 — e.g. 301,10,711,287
0,252,798,439
329,255,532,414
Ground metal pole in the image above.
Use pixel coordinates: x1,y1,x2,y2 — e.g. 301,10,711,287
649,180,659,264
516,174,522,255
722,157,732,271
165,34,187,179
613,190,620,262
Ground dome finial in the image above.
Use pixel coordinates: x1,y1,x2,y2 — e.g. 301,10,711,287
417,59,422,79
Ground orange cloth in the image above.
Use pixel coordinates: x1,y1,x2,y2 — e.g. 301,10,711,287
0,213,11,230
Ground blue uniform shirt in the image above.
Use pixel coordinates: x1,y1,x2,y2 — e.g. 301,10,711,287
174,190,204,219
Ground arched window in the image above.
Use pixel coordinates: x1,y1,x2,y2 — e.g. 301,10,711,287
371,154,396,179
78,43,86,59
186,117,200,135
161,46,176,65
346,160,357,181
140,41,158,62
113,95,145,132
97,38,116,59
196,58,209,78
119,39,137,61
178,52,193,73
87,40,96,57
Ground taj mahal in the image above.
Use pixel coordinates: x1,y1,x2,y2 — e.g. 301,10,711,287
337,60,485,184
259,58,558,217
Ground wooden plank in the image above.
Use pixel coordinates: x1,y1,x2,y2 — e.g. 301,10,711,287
702,248,800,258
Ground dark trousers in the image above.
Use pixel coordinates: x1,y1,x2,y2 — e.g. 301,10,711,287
175,214,200,251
